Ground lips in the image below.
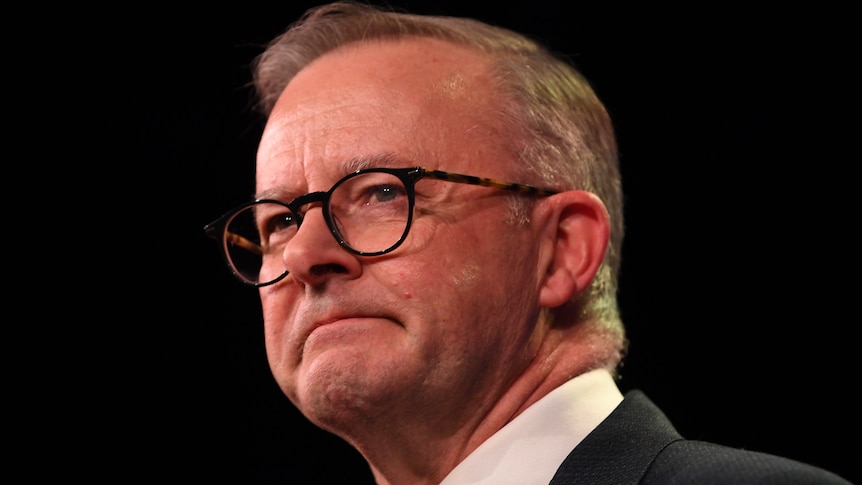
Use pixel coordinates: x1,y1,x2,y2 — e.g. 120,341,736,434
308,315,364,334
296,300,398,348
308,314,393,336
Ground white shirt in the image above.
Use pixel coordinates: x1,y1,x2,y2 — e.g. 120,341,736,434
439,368,624,485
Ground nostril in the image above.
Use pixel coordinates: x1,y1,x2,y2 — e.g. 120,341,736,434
310,263,348,276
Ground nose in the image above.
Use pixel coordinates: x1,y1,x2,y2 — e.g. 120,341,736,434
281,206,361,287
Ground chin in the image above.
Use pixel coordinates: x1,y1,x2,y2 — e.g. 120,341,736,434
295,358,379,428
295,345,407,423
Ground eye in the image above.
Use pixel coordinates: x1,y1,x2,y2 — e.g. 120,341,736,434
269,211,296,231
260,208,298,243
331,171,410,219
367,184,401,204
338,172,408,207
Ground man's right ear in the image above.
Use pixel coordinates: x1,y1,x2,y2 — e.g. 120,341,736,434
535,190,610,308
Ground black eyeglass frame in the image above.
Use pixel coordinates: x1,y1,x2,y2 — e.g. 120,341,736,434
204,166,559,287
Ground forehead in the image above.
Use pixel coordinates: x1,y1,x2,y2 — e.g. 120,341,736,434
294,37,490,104
256,37,511,194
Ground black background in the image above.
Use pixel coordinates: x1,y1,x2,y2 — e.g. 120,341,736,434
64,1,856,483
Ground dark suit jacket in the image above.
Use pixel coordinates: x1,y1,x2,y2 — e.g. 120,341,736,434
550,390,850,484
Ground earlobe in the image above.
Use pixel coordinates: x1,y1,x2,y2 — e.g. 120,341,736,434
538,191,610,308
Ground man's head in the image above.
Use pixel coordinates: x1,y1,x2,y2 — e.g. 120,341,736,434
247,0,626,474
254,2,624,330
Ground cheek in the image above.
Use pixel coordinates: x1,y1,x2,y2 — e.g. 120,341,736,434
393,226,499,302
449,261,482,290
259,289,301,369
388,257,474,304
260,289,290,330
393,270,417,300
390,270,468,300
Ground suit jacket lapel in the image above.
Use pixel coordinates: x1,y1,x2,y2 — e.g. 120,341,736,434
550,390,682,485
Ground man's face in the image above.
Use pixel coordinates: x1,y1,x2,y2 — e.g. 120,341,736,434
256,38,547,435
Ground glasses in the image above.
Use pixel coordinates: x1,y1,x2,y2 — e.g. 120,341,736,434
204,166,558,287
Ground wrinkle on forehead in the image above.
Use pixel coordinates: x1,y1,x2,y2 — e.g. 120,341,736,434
256,86,400,194
307,38,486,110
255,152,414,201
260,85,395,152
256,37,507,198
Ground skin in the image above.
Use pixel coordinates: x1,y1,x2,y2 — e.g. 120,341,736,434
255,37,610,484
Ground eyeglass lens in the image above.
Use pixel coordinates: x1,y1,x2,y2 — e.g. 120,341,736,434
222,170,413,285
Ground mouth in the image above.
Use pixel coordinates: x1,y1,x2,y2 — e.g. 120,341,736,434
310,315,365,333
301,312,398,351
309,314,392,334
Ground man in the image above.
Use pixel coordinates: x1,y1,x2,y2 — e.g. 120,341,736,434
204,2,851,483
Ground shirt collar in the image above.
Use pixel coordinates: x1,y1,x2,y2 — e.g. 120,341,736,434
439,368,623,485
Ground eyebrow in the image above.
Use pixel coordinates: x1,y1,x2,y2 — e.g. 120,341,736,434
253,152,417,201
344,152,411,172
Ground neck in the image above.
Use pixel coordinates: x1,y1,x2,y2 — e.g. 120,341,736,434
347,323,612,485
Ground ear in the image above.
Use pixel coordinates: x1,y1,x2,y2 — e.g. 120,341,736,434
537,190,610,308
